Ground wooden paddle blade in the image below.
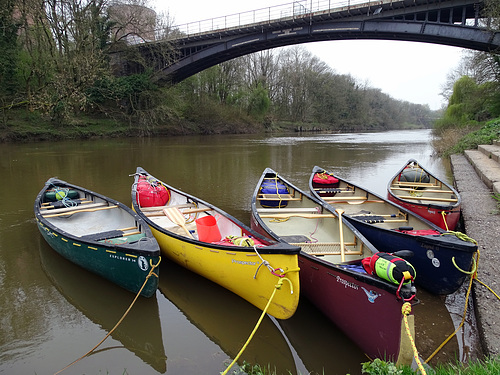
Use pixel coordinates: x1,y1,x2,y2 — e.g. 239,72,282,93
163,207,195,238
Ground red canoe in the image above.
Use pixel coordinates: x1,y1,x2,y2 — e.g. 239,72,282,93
387,159,461,231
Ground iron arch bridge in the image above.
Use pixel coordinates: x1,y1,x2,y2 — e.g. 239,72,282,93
113,0,500,84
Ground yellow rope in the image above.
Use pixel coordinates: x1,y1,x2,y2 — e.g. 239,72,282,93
425,249,500,365
53,257,161,375
402,302,427,375
425,251,479,364
440,230,478,245
221,278,285,375
475,278,500,300
440,211,449,231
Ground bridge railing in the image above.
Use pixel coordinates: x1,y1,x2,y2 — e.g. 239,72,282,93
170,0,382,37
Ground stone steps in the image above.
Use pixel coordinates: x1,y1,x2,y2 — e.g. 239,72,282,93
464,141,500,195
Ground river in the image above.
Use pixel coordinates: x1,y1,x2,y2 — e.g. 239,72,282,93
0,129,480,374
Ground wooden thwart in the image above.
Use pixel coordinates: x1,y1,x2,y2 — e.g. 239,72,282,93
140,203,195,212
257,194,302,201
390,187,453,194
321,196,367,201
392,181,440,188
396,195,458,203
144,206,212,217
260,213,335,219
257,207,319,213
42,204,118,218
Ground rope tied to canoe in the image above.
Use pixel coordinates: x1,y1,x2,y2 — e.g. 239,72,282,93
440,211,449,231
221,250,298,375
440,230,478,245
425,250,488,364
472,250,500,301
252,247,299,294
50,184,78,208
425,251,476,364
53,257,161,375
401,302,427,375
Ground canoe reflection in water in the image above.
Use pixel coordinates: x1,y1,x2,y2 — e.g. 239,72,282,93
159,260,298,374
39,241,167,373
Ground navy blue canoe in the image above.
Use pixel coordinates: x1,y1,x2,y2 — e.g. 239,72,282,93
309,166,477,295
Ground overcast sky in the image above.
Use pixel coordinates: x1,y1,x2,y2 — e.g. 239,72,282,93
152,0,465,110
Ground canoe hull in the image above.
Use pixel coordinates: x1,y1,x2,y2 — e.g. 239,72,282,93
34,178,160,297
387,194,461,232
151,226,300,320
299,253,414,365
387,159,461,231
37,219,160,297
345,219,474,295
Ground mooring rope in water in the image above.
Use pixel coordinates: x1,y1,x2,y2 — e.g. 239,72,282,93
401,303,427,375
53,257,161,375
222,249,298,374
425,250,480,364
221,277,287,375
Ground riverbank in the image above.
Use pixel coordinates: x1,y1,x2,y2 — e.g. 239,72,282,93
0,108,431,142
450,141,500,357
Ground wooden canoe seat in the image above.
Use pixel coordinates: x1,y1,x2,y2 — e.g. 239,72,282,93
290,241,363,256
313,187,354,194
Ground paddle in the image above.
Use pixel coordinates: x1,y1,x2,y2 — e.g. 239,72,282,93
336,208,346,262
163,207,195,238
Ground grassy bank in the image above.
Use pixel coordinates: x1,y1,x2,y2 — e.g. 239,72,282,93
0,108,269,142
233,356,500,375
433,117,500,157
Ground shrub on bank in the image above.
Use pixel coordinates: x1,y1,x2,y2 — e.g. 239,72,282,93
436,118,500,157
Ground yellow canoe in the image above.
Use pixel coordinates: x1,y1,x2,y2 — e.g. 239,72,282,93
131,167,300,320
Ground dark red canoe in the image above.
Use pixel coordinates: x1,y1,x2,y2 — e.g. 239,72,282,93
387,159,461,231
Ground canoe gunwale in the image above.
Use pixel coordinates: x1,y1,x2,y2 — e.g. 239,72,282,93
387,158,462,211
131,168,300,256
35,178,160,257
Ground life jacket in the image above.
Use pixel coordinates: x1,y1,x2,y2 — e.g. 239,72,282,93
362,252,416,285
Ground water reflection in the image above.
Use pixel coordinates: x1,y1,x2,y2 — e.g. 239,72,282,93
159,261,298,374
277,298,368,375
39,240,167,373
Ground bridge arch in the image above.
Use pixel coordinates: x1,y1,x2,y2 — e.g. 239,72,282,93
153,20,500,84
117,0,500,84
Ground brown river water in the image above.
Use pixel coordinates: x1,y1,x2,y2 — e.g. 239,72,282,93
0,130,481,374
